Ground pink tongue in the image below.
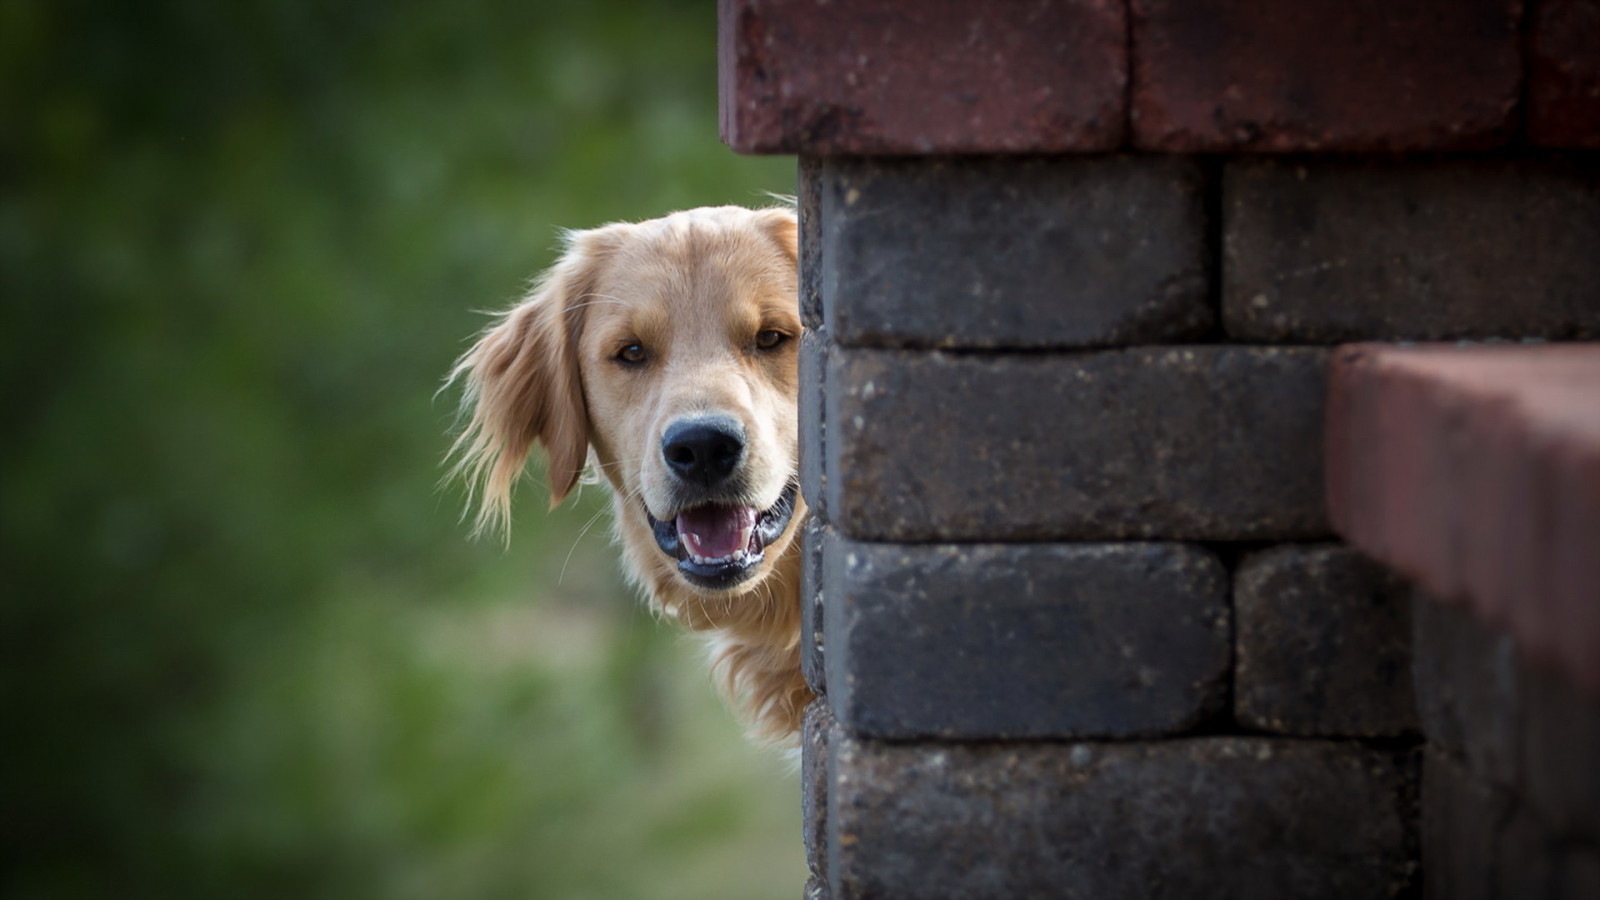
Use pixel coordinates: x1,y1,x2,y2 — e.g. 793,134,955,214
677,505,758,561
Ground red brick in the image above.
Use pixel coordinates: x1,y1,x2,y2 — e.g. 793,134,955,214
1529,0,1600,147
1131,0,1522,151
718,0,1126,154
1327,344,1600,695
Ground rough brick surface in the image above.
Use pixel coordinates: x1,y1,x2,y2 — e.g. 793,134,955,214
798,328,826,522
1327,344,1600,693
826,346,1331,541
1235,544,1418,737
820,156,1213,349
823,539,1229,739
1412,595,1523,787
799,156,823,329
1529,0,1600,148
1130,0,1521,150
828,734,1418,900
799,517,825,695
801,700,832,878
719,0,1126,154
1225,158,1600,342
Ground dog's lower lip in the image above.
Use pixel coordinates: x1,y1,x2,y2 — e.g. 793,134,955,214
646,482,798,587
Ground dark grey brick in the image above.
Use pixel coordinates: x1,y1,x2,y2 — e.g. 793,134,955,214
820,156,1213,349
798,328,826,522
1235,543,1418,736
824,346,1331,541
1412,594,1522,786
799,516,825,696
799,156,823,330
828,734,1418,900
801,700,832,879
1224,158,1600,342
1521,656,1600,842
823,538,1229,739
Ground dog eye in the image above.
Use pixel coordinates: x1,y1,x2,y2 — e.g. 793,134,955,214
615,342,647,365
755,330,788,351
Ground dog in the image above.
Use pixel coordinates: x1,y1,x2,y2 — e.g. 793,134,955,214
448,206,811,743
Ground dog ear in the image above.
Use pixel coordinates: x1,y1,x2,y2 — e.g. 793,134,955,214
757,207,799,265
449,231,611,536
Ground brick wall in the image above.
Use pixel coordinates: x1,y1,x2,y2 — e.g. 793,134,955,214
720,2,1600,897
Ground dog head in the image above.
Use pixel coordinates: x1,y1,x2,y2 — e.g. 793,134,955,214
450,206,804,610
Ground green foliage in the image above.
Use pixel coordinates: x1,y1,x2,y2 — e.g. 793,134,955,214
0,1,800,897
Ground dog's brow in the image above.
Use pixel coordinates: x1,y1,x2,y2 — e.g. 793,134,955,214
571,292,634,309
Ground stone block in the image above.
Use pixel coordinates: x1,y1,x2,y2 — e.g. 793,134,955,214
801,700,832,878
1529,0,1600,148
799,156,823,329
799,517,825,696
824,346,1331,541
798,328,826,522
719,0,1126,154
1224,159,1600,342
1234,543,1418,737
828,735,1418,900
1411,595,1522,786
823,538,1229,739
1130,0,1521,150
819,156,1213,349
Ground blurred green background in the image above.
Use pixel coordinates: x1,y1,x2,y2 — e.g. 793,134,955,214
0,1,802,897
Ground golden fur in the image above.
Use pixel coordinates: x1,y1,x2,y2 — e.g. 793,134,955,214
449,206,811,742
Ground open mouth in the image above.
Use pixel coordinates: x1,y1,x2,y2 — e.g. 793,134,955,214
646,482,798,589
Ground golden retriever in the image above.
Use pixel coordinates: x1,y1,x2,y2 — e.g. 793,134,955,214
449,206,810,742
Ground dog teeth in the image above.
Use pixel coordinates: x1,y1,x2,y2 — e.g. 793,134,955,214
688,549,749,566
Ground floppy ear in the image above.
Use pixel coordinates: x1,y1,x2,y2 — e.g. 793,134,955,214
448,233,608,536
757,207,799,266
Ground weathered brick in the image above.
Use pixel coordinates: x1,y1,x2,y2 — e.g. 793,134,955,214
718,0,1126,154
823,538,1228,739
798,328,826,522
1529,0,1600,148
1224,158,1600,342
799,516,825,696
1412,595,1522,786
825,346,1330,541
1130,0,1521,151
801,700,832,878
799,156,823,329
820,156,1213,349
1327,344,1600,692
1521,658,1600,841
828,734,1418,900
1235,544,1418,737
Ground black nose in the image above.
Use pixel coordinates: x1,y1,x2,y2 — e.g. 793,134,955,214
661,417,745,487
